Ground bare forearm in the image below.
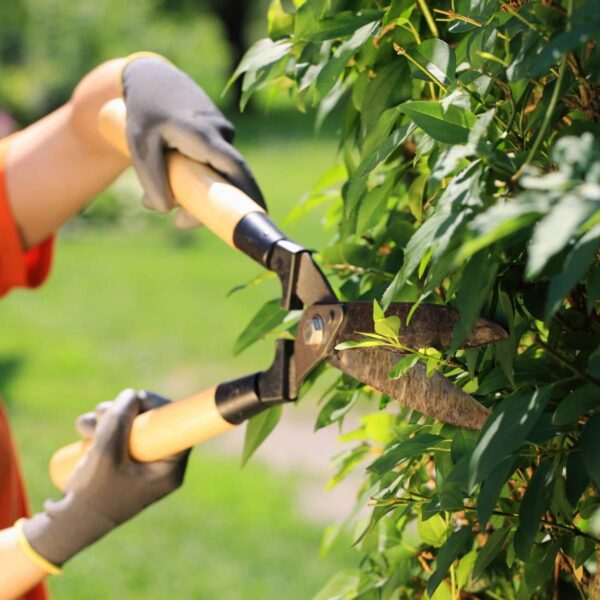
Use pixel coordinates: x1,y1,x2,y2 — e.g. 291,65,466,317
0,527,48,599
5,58,130,249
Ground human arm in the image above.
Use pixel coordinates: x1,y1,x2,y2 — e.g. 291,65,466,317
0,390,189,600
6,58,129,249
0,527,48,600
5,54,263,250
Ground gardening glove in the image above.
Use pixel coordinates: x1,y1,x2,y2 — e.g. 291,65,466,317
21,389,190,568
121,54,265,227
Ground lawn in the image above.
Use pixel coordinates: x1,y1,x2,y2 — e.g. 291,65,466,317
0,109,356,598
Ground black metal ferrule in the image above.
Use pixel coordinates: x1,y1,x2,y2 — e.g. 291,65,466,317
215,373,264,425
232,212,286,266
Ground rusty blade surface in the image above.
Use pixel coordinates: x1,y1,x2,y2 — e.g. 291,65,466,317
327,347,489,430
339,302,507,349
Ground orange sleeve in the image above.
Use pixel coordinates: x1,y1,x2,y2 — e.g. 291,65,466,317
0,138,54,298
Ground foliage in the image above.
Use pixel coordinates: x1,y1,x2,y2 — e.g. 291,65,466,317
0,0,233,124
233,0,600,597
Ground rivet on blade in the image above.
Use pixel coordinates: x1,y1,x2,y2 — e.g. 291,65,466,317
304,315,325,346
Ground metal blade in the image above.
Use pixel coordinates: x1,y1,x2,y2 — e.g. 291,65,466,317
327,347,489,430
339,302,507,349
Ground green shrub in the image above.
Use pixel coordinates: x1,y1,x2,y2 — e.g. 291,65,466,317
233,0,600,597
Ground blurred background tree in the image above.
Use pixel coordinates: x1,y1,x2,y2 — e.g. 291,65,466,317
0,0,268,124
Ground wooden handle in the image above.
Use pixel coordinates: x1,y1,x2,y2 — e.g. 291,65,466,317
49,386,235,491
98,98,265,247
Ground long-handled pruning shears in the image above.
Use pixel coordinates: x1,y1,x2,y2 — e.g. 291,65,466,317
49,99,507,490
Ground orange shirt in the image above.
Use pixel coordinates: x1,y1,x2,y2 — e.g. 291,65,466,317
0,137,53,600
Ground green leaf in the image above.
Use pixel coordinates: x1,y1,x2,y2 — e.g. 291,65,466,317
368,434,445,475
526,195,597,280
315,22,379,98
361,61,409,132
242,405,282,465
546,224,600,320
418,513,447,547
451,251,499,352
399,101,477,145
313,569,372,600
496,290,515,385
552,384,599,425
407,172,428,222
531,23,599,77
335,339,389,350
356,177,395,235
575,542,596,568
473,527,511,580
301,9,383,41
566,450,590,506
373,299,385,322
316,390,358,430
457,195,550,263
409,39,456,86
456,550,477,588
327,445,371,489
375,315,401,338
226,38,292,93
232,299,288,356
588,344,600,379
477,456,517,528
580,412,600,491
382,162,483,307
355,122,413,179
469,387,551,489
427,527,472,597
587,266,600,313
524,541,559,590
388,355,419,379
514,459,555,560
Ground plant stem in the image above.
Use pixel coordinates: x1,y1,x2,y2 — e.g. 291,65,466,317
394,44,447,92
416,0,440,37
433,9,483,28
512,57,567,181
536,338,600,387
512,0,573,181
499,2,548,40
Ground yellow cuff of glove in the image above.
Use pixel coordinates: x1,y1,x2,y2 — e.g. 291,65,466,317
14,519,62,576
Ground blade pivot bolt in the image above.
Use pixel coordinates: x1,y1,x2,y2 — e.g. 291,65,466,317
304,315,325,346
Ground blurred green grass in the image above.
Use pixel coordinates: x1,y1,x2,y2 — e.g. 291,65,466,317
0,109,352,598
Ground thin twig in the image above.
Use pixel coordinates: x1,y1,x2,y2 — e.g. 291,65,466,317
416,0,439,37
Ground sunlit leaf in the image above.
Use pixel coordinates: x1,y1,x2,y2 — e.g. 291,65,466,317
232,299,288,356
242,405,282,466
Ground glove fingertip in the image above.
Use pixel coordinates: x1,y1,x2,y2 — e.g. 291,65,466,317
137,390,170,412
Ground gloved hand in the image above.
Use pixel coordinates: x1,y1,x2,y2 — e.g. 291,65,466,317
122,55,265,227
22,389,190,567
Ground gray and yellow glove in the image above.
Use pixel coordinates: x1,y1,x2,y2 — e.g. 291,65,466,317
21,389,189,568
122,55,265,226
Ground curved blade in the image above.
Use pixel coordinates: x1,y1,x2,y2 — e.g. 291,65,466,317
327,347,489,430
338,302,507,349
